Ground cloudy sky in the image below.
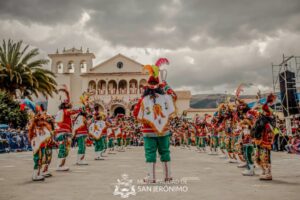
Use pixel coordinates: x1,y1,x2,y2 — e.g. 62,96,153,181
1,0,300,94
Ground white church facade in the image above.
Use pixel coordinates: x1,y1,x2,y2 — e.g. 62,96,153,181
47,48,191,116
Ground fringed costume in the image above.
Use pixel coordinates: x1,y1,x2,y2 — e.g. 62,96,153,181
134,58,177,183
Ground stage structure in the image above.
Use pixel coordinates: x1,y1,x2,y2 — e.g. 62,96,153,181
272,54,300,135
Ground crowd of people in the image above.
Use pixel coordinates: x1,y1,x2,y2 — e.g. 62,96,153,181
0,128,31,153
169,94,300,181
3,91,300,183
5,57,300,184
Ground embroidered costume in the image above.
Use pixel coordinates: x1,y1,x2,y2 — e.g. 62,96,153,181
134,58,177,183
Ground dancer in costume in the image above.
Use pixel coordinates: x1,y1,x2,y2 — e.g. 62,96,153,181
208,117,219,155
198,114,211,152
233,123,247,167
123,120,131,149
216,105,227,158
240,119,255,176
28,114,52,181
115,117,125,152
73,109,90,165
41,113,55,177
90,111,106,160
134,58,177,183
107,122,116,154
195,122,201,151
223,104,238,163
253,93,276,180
54,87,80,171
233,92,250,163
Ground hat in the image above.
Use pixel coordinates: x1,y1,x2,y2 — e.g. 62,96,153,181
58,85,70,104
143,58,169,86
267,93,276,103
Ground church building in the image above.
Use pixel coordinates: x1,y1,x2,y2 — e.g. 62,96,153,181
47,48,191,116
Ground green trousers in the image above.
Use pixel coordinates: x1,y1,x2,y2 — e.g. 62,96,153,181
44,146,52,165
199,137,206,148
94,138,104,152
108,138,114,148
195,136,199,146
219,135,226,150
117,138,122,146
188,138,192,145
125,138,130,146
57,134,69,158
143,135,170,163
33,148,45,170
77,135,87,154
225,136,233,153
210,136,219,148
103,136,107,149
243,144,254,169
181,138,184,145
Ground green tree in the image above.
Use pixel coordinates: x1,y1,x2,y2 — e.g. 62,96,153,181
0,39,57,99
0,91,28,128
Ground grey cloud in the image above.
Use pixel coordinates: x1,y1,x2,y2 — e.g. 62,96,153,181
1,0,300,94
1,0,300,49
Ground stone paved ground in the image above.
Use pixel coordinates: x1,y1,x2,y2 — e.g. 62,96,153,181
0,146,299,200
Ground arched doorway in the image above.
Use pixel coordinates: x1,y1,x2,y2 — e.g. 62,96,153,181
114,106,126,116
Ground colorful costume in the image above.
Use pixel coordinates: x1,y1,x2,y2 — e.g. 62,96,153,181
74,112,89,165
240,119,255,176
134,58,177,183
253,94,276,180
209,122,219,155
28,114,52,181
107,126,115,153
89,118,106,160
54,87,80,171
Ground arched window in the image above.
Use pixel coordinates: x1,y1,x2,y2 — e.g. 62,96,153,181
88,80,96,92
118,80,127,94
139,79,147,94
80,60,87,73
56,61,63,73
108,80,117,95
129,79,138,94
68,61,75,73
97,80,106,95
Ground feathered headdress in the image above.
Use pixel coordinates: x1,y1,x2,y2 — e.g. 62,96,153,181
80,92,90,106
58,85,70,104
267,93,276,103
143,58,170,86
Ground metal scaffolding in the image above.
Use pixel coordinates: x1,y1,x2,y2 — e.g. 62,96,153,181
272,55,300,114
272,54,300,135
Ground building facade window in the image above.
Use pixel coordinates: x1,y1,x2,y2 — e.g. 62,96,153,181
108,80,117,95
68,61,75,73
88,80,96,92
97,80,106,95
139,79,147,94
118,80,127,94
129,79,138,94
80,60,87,73
56,61,64,73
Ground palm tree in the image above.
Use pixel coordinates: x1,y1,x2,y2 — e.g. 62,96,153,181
0,39,57,99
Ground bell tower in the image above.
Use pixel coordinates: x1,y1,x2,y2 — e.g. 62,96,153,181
48,47,95,74
47,47,95,113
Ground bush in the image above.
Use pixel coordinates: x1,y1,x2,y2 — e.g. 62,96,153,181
0,91,28,128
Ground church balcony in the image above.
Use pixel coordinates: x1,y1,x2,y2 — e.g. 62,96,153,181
129,88,138,94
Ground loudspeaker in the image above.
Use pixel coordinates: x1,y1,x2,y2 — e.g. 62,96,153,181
279,70,299,116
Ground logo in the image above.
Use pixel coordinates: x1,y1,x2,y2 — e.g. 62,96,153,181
113,174,136,198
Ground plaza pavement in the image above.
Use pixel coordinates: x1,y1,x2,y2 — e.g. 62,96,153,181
0,146,299,200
